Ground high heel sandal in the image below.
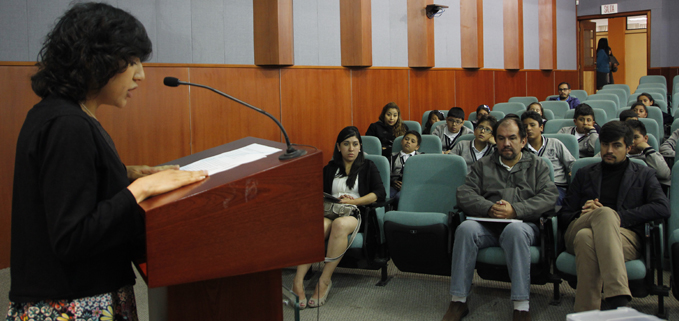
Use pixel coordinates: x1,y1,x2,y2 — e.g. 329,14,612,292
298,296,307,310
308,281,332,308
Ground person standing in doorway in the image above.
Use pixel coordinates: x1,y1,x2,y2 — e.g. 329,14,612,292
596,38,611,90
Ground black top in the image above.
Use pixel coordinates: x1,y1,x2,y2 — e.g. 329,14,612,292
10,96,144,302
365,121,409,158
599,158,629,210
322,159,386,203
558,159,669,237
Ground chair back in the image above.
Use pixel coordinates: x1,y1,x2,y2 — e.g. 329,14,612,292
587,93,620,110
544,119,574,134
565,108,608,124
597,88,628,108
469,110,505,121
654,100,668,113
635,86,667,98
671,119,679,138
645,106,664,140
364,154,391,202
545,94,559,101
544,134,579,159
541,101,570,119
361,136,382,155
541,156,555,182
418,135,443,154
464,120,474,131
638,118,661,145
570,90,589,102
603,84,631,98
493,102,526,115
583,100,616,121
455,134,476,146
403,120,422,134
508,96,539,107
398,154,467,213
638,82,667,90
639,75,667,88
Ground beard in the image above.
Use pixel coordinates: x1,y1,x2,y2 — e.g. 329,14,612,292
500,147,519,161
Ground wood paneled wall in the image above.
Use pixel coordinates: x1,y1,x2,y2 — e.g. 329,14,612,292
0,63,577,268
460,0,484,69
253,0,294,66
407,0,435,68
503,0,524,70
340,0,373,67
538,0,557,70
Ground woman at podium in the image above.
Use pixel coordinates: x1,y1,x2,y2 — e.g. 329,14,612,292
6,3,207,321
292,126,386,309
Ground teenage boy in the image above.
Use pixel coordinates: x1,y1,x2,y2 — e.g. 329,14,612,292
625,120,671,190
451,115,497,174
619,109,639,122
549,82,581,109
521,111,575,205
558,121,669,312
433,107,474,154
558,104,598,157
390,130,422,200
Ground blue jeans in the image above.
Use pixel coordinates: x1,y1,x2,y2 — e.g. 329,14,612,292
556,186,567,206
449,220,537,301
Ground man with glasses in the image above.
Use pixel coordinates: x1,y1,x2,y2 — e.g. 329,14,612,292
549,82,581,109
432,107,473,154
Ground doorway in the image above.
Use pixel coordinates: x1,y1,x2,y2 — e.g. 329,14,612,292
578,11,650,96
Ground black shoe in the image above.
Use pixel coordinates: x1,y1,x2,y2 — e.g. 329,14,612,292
512,310,531,321
441,301,469,321
604,295,631,310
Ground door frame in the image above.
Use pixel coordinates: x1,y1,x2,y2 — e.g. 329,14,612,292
577,10,651,91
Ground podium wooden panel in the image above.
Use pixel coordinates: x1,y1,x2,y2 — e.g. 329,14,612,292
137,137,325,320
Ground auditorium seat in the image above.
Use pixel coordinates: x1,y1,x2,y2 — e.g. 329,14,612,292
508,96,538,107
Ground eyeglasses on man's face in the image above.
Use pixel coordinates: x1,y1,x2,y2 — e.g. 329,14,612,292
558,87,570,92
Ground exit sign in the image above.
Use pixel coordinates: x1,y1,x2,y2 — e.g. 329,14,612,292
601,4,618,14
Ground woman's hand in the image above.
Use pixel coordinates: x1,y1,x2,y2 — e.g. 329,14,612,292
127,168,208,203
127,165,180,181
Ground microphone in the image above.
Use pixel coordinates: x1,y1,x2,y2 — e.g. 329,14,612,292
163,77,306,160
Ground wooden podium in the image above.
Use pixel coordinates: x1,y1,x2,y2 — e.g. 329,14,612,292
136,137,325,320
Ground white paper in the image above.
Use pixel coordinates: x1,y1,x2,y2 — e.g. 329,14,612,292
180,143,281,175
466,217,523,223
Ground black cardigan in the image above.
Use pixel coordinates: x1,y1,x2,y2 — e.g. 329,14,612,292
365,121,409,158
10,96,145,302
322,159,386,203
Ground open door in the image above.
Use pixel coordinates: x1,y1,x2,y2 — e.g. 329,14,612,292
579,20,597,94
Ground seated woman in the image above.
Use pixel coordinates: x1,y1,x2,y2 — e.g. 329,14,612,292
471,104,491,128
527,102,547,125
422,110,445,135
450,115,497,173
292,126,386,309
630,101,648,118
365,102,409,158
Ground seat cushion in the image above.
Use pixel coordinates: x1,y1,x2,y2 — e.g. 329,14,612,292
555,252,646,280
384,211,448,227
476,247,541,265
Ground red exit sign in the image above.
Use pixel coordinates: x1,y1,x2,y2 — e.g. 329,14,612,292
601,4,618,14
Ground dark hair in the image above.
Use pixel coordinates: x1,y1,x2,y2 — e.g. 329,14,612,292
630,102,648,116
625,119,647,136
476,104,491,114
600,121,633,147
476,115,498,131
596,38,610,54
619,109,639,122
493,117,527,140
521,111,544,127
403,130,422,145
379,102,407,137
637,93,657,106
573,104,595,120
503,113,520,119
447,107,465,120
527,102,545,119
424,110,445,133
333,126,365,189
31,3,152,102
557,82,571,90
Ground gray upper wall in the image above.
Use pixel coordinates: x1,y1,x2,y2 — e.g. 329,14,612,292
576,0,679,68
0,0,577,70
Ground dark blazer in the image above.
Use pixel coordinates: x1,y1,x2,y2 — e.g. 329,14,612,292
323,159,386,203
365,121,409,158
10,96,144,302
557,160,670,237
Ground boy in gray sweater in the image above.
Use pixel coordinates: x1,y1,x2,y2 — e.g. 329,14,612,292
557,104,598,157
432,107,474,153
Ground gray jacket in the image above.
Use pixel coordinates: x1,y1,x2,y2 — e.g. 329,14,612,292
595,147,671,186
432,124,474,152
450,139,495,174
660,128,679,158
557,126,598,157
390,151,422,183
457,150,559,223
527,136,575,186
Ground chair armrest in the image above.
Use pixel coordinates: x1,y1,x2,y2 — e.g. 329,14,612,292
367,198,398,211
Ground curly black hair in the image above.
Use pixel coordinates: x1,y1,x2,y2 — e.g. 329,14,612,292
31,2,152,102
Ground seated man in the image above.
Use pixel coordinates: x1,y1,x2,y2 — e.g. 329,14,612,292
558,121,669,312
390,130,422,201
549,82,581,109
521,111,575,205
558,104,598,157
442,117,558,321
450,115,497,174
432,107,474,154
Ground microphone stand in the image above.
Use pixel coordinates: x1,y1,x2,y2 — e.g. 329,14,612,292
166,78,306,160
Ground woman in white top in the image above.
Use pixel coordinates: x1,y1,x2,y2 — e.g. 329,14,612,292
292,126,386,309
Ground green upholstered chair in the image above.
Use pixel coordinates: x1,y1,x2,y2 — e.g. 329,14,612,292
544,133,579,160
603,84,631,98
493,102,526,115
587,93,620,110
515,109,555,120
544,119,575,134
541,101,570,119
361,135,382,156
639,75,667,88
508,96,539,107
570,90,589,102
597,88,628,109
402,120,422,134
383,154,467,275
393,134,442,154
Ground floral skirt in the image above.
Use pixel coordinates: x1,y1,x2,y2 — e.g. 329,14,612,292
5,285,138,321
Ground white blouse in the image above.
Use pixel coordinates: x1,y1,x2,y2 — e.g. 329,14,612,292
331,169,361,199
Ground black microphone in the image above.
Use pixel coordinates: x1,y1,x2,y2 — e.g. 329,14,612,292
163,77,306,160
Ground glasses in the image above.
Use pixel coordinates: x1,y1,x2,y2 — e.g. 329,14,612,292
558,88,570,92
476,127,492,133
448,120,464,125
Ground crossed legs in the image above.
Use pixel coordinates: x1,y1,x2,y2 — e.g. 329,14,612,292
292,216,358,304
